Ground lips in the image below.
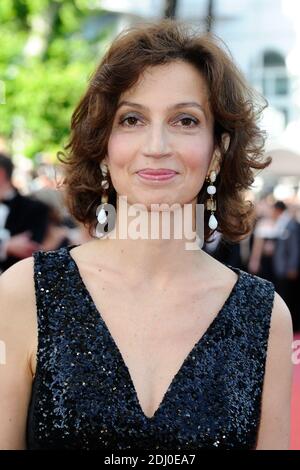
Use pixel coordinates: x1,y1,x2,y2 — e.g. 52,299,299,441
136,168,178,181
137,169,178,176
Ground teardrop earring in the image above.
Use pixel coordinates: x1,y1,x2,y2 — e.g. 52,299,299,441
206,170,218,230
95,161,110,237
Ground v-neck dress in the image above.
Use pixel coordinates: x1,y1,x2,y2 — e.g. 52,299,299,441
26,245,275,450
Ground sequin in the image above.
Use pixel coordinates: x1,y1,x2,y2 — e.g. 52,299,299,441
26,245,275,450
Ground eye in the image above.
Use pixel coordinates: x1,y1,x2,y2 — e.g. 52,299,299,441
175,116,200,128
119,114,142,127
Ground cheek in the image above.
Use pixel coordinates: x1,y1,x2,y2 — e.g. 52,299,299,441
180,139,213,173
107,133,138,169
106,133,137,193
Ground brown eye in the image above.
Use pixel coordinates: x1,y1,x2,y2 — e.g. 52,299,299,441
119,114,142,127
177,117,199,127
125,117,138,126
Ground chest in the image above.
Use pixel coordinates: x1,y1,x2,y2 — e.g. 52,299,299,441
68,269,231,418
88,270,220,353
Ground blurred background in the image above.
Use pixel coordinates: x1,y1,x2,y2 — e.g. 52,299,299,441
0,0,299,449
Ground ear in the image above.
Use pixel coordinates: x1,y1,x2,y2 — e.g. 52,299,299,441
100,156,110,171
207,133,231,177
99,158,109,179
221,133,230,152
207,148,222,177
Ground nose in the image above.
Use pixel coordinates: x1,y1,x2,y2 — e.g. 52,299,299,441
142,122,173,159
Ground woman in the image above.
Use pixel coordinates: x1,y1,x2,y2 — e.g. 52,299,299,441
0,19,293,450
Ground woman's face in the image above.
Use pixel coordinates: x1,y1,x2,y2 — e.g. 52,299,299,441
106,60,218,209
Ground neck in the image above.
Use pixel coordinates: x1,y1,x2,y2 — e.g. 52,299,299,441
94,196,208,287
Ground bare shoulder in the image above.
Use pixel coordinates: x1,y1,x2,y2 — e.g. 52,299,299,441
0,256,36,309
0,257,37,376
255,291,294,450
269,291,294,343
197,250,240,284
264,290,294,388
0,257,37,449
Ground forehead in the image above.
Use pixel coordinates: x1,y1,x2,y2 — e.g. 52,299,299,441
119,61,210,110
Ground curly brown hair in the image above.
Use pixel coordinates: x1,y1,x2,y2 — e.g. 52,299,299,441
58,18,271,243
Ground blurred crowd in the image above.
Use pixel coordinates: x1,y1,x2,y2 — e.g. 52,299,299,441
0,152,91,274
1,151,300,333
204,197,300,333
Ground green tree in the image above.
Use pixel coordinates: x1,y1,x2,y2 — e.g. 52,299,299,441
0,0,114,161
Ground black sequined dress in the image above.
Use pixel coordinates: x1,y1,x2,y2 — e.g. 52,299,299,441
26,245,275,450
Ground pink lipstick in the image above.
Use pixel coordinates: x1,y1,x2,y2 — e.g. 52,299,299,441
137,169,178,181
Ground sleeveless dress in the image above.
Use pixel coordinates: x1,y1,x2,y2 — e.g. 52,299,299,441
26,245,275,450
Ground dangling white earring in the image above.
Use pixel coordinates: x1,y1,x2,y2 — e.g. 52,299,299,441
95,161,110,237
206,170,218,230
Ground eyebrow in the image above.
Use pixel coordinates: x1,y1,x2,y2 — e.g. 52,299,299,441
116,100,207,119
